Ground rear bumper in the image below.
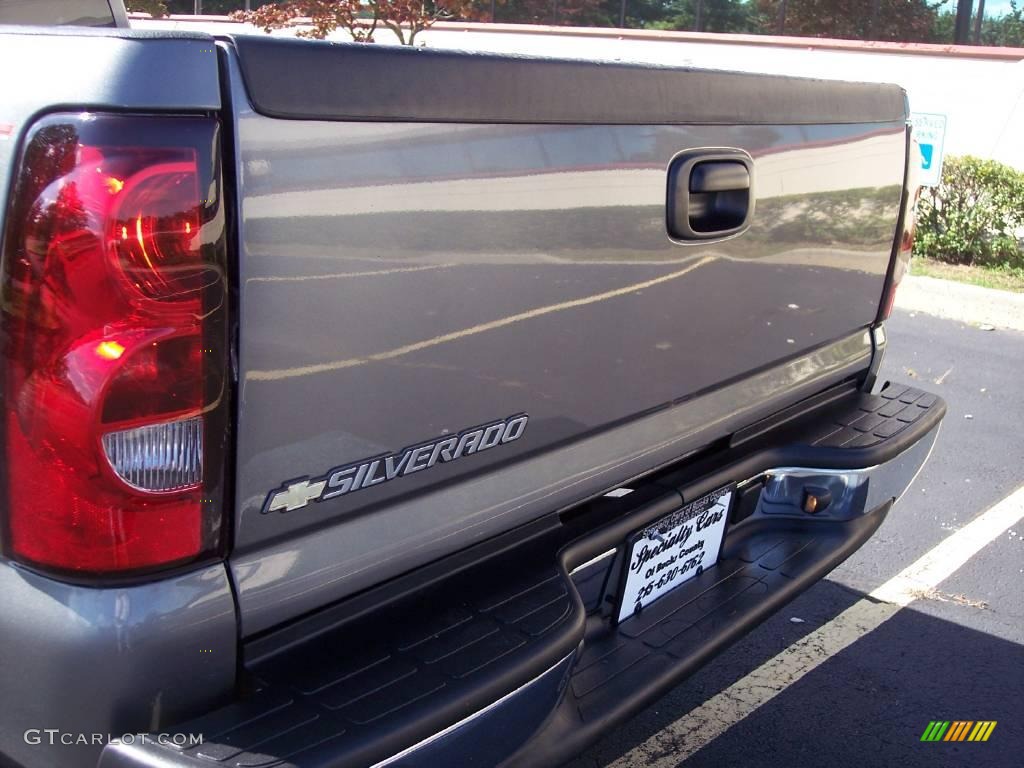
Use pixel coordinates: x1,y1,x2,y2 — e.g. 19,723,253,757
99,382,943,768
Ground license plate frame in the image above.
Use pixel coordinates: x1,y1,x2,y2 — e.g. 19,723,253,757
615,484,734,623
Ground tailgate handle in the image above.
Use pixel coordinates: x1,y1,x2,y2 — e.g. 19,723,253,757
667,150,754,241
690,161,750,194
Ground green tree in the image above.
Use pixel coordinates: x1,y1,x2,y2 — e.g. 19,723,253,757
645,0,762,32
468,0,618,26
981,1,1024,46
915,156,1024,268
125,0,169,15
159,0,282,12
756,0,941,42
931,9,954,42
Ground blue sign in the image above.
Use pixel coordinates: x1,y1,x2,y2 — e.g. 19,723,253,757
919,143,934,170
910,113,947,187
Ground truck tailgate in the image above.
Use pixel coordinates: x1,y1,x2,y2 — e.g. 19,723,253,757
224,37,906,634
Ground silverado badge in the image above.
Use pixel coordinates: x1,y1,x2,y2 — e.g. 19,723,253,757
262,414,529,513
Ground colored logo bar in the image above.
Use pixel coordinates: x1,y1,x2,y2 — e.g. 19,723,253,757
921,721,997,742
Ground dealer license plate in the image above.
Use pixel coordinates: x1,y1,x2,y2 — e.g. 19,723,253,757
616,485,734,623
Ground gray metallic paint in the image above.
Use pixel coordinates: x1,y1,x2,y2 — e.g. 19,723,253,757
0,562,237,768
222,46,904,634
0,29,235,768
232,330,874,635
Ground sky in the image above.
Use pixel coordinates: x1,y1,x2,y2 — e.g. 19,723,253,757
981,1,1015,13
936,0,1018,16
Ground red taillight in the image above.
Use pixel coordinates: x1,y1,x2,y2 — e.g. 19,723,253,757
879,192,917,321
880,228,908,320
879,135,922,322
1,114,228,577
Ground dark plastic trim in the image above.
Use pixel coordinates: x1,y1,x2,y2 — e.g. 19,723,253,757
666,148,755,241
244,515,563,664
729,381,861,448
228,35,909,126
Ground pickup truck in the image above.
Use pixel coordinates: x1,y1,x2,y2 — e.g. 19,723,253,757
0,7,944,768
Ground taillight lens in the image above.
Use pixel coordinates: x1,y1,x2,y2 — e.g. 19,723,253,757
879,194,917,320
0,114,229,577
879,134,922,321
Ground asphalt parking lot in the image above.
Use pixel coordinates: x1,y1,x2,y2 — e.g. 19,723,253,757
573,303,1024,768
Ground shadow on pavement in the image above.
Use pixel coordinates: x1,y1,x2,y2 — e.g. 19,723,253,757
571,578,1023,768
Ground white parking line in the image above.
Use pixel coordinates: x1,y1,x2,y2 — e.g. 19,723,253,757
610,484,1024,768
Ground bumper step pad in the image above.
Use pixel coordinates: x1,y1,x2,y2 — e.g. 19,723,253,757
811,384,941,449
112,554,582,768
557,512,884,743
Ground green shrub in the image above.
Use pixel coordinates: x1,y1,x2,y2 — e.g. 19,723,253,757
913,155,1024,269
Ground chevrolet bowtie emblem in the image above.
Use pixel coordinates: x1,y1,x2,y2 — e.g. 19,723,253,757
267,479,328,513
